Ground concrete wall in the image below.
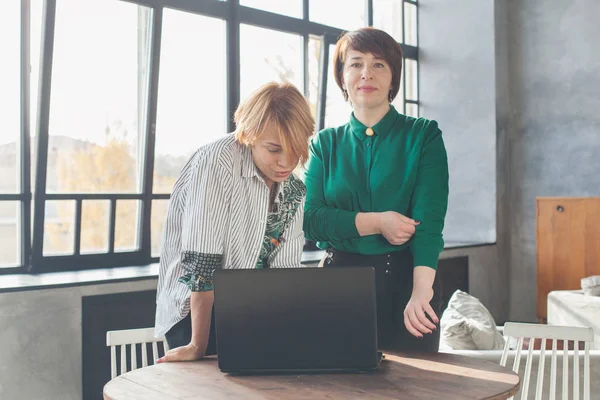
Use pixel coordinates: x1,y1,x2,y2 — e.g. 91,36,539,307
502,0,600,321
418,0,497,245
421,0,600,322
419,0,507,321
0,280,157,400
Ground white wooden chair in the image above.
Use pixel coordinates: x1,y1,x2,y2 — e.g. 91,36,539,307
500,322,594,400
106,327,170,379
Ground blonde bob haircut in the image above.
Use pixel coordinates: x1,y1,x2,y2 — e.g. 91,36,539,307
234,81,314,167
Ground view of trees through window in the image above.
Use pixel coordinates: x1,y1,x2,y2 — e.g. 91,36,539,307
1,0,419,272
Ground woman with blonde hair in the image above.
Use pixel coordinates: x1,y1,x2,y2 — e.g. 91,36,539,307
155,81,314,362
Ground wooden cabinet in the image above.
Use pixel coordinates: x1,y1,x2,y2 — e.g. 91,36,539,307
536,197,600,322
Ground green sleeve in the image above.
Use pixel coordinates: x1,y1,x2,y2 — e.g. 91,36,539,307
303,134,360,242
409,120,449,270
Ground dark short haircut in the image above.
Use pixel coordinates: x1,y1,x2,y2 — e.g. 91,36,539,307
333,27,403,102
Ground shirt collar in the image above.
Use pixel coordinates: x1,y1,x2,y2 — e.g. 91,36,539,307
240,143,259,178
349,105,400,141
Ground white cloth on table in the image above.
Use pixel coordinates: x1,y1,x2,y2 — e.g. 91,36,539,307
547,290,600,350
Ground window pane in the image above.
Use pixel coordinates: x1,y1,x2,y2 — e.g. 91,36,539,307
324,44,352,128
307,36,321,119
115,200,139,252
406,102,418,118
310,0,365,30
154,9,226,194
48,1,151,194
80,200,109,254
373,0,403,43
151,199,169,257
0,202,19,267
0,1,20,194
240,25,303,101
404,2,418,46
44,200,75,255
241,0,302,18
30,0,43,189
405,59,418,101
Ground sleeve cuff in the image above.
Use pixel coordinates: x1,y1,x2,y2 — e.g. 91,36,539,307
178,274,215,292
411,246,441,270
178,251,222,292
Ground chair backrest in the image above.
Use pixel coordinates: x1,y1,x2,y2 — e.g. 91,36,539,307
500,322,594,400
106,327,170,379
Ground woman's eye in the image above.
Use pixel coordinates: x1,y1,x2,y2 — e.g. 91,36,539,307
375,63,386,68
268,149,281,154
351,63,362,68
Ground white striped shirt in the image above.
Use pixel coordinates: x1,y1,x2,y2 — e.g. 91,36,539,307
155,135,306,337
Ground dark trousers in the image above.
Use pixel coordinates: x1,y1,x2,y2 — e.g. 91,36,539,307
164,307,218,355
324,247,443,353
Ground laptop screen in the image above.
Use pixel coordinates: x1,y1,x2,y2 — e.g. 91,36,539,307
214,267,379,372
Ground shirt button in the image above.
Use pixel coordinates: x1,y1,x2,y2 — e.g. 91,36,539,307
366,143,371,147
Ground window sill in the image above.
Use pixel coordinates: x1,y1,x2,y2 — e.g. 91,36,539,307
0,242,497,294
443,241,496,250
0,250,326,294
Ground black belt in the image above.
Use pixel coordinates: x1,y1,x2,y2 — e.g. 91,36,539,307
325,247,411,269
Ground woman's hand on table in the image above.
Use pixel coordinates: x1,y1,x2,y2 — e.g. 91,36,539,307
377,211,419,245
156,342,205,363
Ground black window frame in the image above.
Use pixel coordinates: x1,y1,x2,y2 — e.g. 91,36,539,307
1,0,418,275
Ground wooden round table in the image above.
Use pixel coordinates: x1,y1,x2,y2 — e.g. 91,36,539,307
103,352,519,399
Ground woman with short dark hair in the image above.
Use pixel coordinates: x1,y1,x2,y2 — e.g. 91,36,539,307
304,28,449,352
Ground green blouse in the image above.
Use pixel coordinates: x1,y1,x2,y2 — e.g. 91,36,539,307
303,105,449,270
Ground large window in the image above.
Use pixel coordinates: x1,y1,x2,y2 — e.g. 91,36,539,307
153,9,227,256
2,0,419,273
45,0,149,258
0,0,42,273
0,1,22,269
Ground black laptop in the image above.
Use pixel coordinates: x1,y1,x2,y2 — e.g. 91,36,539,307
213,267,381,374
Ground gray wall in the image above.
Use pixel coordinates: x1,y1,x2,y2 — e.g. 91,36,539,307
0,280,157,400
422,0,600,322
419,0,497,245
419,0,507,321
502,0,600,321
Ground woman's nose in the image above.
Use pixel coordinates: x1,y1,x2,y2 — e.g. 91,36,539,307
278,153,294,168
361,66,373,79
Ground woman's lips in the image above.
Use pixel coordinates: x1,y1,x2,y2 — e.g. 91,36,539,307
359,86,377,93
